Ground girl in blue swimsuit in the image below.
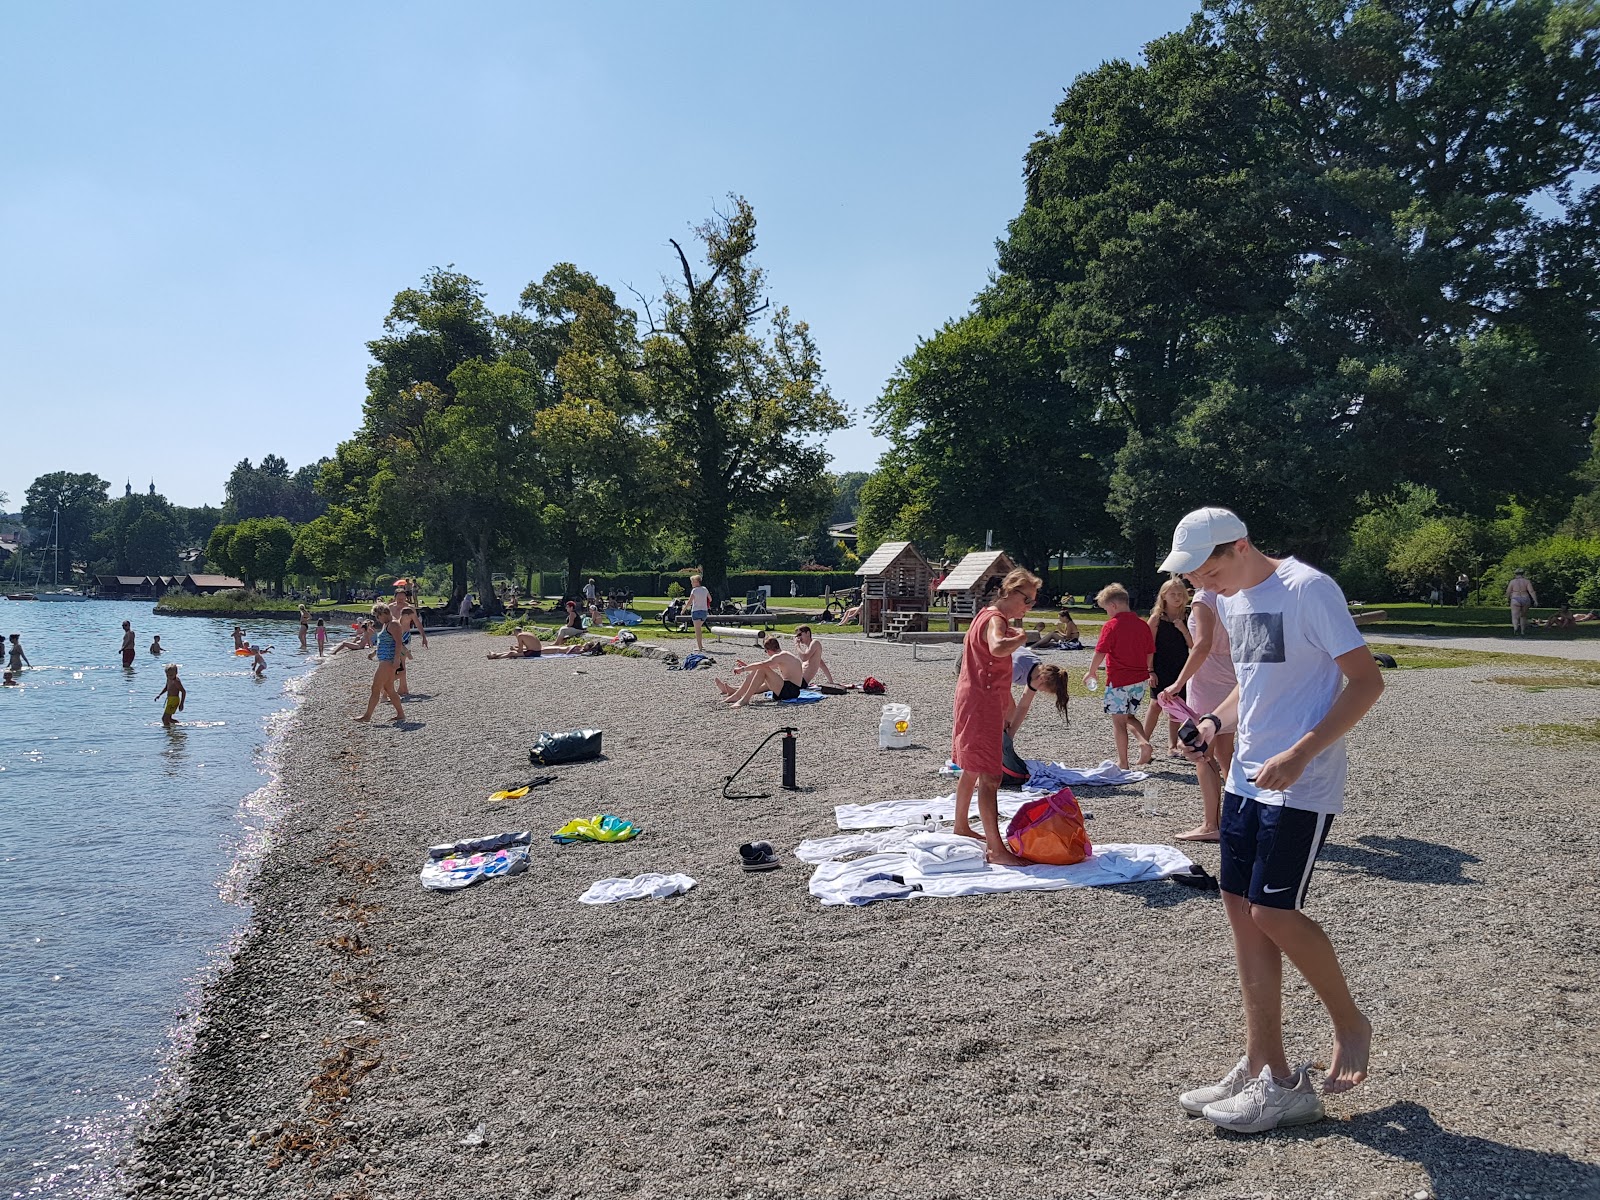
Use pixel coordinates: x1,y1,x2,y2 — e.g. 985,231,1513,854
357,603,406,723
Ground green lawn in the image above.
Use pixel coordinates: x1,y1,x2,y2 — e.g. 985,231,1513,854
1359,602,1600,639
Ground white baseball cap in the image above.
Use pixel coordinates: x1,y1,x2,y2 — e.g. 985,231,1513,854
1159,507,1249,574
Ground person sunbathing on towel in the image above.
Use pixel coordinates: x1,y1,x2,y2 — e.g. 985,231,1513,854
328,621,374,656
713,637,806,706
486,629,592,659
794,625,836,686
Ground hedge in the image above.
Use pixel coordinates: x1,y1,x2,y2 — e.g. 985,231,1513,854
533,570,862,597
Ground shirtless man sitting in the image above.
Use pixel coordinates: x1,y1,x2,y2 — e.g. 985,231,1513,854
713,637,806,707
793,626,836,687
486,629,594,659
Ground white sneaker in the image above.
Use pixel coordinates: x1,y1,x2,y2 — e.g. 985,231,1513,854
1178,1056,1252,1116
1202,1064,1325,1133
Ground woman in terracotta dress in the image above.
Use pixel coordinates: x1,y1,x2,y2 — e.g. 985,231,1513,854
951,567,1041,865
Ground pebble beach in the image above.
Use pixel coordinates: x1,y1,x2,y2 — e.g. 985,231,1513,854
122,628,1600,1200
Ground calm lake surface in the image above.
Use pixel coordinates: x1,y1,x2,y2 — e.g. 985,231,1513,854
0,599,321,1197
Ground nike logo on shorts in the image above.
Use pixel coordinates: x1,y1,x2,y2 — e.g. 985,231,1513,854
1262,884,1291,893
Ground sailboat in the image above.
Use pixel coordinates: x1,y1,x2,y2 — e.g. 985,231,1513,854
33,510,88,602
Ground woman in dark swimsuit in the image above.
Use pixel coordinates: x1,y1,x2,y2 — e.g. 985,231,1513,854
1142,577,1193,756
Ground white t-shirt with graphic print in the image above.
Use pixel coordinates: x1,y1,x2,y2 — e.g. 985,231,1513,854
1217,557,1365,815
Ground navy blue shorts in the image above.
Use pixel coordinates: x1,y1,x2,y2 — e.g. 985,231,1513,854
1219,792,1334,911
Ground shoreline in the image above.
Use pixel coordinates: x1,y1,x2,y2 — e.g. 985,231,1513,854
121,631,1600,1198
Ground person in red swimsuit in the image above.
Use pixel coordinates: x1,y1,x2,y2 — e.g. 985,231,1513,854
951,567,1041,865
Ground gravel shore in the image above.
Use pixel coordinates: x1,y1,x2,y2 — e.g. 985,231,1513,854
123,629,1600,1200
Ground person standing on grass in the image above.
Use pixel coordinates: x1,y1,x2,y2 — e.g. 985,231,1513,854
950,567,1039,866
1160,574,1235,842
1455,571,1469,607
688,574,712,652
1083,583,1155,768
1161,506,1383,1134
1506,569,1537,634
1141,576,1194,758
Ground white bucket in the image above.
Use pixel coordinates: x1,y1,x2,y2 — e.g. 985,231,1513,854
878,702,912,750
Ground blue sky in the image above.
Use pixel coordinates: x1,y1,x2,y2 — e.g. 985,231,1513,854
1,1,1200,508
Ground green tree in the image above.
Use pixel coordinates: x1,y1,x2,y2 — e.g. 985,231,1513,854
994,0,1600,590
868,304,1117,571
322,268,529,603
639,197,847,594
1337,484,1444,599
22,472,110,582
1387,516,1477,598
512,264,668,596
204,523,238,576
225,517,295,592
730,514,800,570
289,507,382,597
98,492,182,575
223,455,328,523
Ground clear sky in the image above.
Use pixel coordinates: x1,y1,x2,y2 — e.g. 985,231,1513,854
1,1,1200,509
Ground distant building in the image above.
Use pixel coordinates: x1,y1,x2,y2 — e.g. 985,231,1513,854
181,573,246,594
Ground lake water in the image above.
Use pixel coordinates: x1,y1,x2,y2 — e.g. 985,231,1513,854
0,599,322,1197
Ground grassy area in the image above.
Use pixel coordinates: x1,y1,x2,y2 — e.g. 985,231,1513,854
1361,602,1600,638
1501,719,1600,746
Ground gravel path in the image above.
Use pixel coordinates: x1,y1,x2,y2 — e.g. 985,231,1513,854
123,629,1600,1200
1375,631,1600,662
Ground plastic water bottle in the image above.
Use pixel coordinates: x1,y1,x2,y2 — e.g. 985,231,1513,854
1141,781,1168,818
1085,675,1099,692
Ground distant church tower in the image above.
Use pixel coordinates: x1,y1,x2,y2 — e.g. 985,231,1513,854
125,479,132,498
149,480,156,496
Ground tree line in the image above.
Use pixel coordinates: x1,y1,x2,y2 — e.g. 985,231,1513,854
858,0,1600,601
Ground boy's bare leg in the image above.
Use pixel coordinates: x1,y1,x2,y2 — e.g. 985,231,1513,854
977,775,1026,866
1132,712,1153,764
1112,714,1131,770
952,770,980,840
1224,892,1291,1082
1251,906,1372,1094
727,665,777,706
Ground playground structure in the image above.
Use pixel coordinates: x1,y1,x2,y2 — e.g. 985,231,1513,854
854,541,933,637
936,550,1017,620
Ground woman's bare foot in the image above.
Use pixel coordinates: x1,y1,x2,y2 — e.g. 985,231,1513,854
1323,1014,1373,1094
353,714,372,723
986,845,1028,868
1174,826,1220,842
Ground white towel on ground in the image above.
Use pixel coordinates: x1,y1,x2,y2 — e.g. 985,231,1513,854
1025,759,1149,789
806,844,1195,906
834,791,1039,831
793,829,918,863
938,759,1149,787
578,873,697,905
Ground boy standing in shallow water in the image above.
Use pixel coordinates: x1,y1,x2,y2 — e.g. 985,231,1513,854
153,663,186,724
1163,507,1383,1133
1084,583,1155,768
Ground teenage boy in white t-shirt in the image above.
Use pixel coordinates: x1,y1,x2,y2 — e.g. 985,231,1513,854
1160,507,1384,1134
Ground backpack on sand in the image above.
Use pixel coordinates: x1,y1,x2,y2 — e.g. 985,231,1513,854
862,676,886,695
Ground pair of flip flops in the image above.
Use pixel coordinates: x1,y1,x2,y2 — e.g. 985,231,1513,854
739,842,779,872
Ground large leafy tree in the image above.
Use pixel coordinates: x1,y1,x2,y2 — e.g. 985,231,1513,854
222,455,327,523
994,0,1600,587
639,197,847,594
322,268,537,602
97,491,182,574
866,299,1118,571
510,265,669,595
22,472,110,582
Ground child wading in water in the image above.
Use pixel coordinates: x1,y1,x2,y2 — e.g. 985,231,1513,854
951,567,1040,866
154,663,186,725
1085,583,1156,769
315,617,327,656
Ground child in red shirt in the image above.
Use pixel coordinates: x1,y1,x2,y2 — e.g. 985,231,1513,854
1084,582,1156,768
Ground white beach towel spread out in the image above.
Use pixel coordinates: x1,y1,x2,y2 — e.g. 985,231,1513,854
938,759,1150,788
578,873,697,905
834,790,1041,831
807,844,1196,906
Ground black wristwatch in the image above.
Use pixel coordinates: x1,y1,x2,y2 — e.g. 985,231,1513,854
1200,713,1223,733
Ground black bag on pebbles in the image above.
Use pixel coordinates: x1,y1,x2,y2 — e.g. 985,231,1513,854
529,729,604,766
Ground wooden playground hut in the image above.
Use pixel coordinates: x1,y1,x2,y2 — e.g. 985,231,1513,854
854,540,933,637
936,549,1017,619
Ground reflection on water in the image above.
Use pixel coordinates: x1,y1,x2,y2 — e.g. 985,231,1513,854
0,600,318,1195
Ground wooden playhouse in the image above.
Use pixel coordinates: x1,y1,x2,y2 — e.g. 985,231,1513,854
854,540,933,637
936,549,1017,619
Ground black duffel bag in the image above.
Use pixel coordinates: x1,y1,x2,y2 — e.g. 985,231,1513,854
529,728,604,766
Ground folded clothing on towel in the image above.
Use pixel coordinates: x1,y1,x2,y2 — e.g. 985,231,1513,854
906,831,986,874
835,791,1038,831
578,872,697,904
